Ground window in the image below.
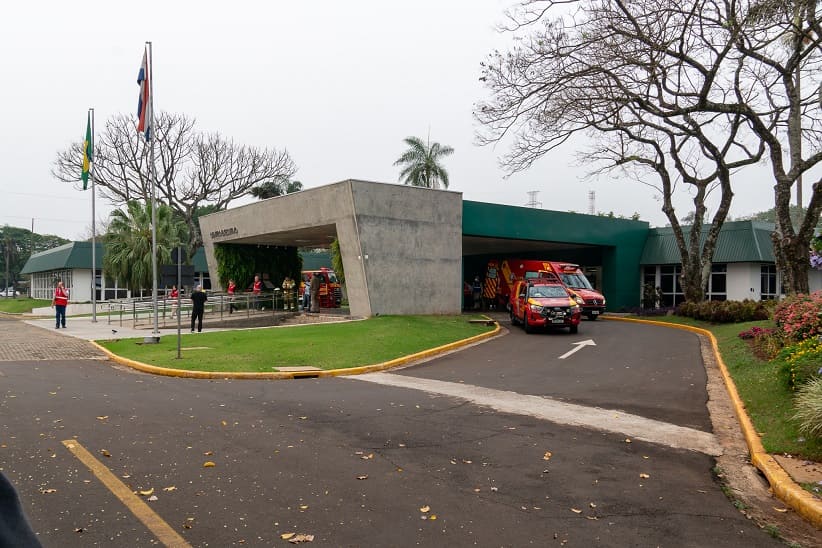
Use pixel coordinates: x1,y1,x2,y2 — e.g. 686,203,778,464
761,265,778,300
659,265,684,307
708,264,727,301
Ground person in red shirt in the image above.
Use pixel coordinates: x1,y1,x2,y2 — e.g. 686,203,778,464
227,279,236,314
253,275,262,310
168,285,179,318
52,280,69,329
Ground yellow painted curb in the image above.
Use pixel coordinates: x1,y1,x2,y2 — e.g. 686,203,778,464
604,315,822,529
90,320,501,381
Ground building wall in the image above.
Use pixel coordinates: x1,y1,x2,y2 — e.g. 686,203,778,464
199,180,463,317
726,263,755,301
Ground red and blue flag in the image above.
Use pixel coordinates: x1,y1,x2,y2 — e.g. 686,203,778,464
136,49,151,141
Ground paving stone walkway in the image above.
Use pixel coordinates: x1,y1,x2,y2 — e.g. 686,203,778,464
0,316,106,362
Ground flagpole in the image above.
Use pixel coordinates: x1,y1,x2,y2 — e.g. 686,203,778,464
148,41,159,341
90,108,97,323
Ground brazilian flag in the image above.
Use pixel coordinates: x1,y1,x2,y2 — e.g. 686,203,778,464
81,113,93,190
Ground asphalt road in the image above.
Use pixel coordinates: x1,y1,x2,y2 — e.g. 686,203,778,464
0,314,784,547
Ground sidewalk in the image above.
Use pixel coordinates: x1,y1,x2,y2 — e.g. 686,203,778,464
23,316,215,341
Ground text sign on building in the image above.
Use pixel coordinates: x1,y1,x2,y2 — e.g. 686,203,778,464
210,227,238,239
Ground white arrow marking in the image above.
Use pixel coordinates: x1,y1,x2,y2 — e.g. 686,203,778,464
558,339,596,360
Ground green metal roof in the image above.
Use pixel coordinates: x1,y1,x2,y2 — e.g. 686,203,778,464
640,220,775,264
22,243,210,274
21,242,103,274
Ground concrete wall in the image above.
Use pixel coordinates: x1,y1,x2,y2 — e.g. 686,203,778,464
199,180,463,317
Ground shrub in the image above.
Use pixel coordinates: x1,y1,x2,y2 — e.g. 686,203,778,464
738,326,784,360
676,299,770,323
777,338,822,389
773,291,822,342
793,377,822,439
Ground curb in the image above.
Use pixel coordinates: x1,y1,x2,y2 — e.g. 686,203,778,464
90,319,501,381
604,315,822,529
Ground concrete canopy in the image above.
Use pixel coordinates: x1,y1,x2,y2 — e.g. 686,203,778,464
199,180,464,317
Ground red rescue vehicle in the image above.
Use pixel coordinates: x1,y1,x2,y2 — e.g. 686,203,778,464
299,268,342,308
484,259,605,319
509,278,582,334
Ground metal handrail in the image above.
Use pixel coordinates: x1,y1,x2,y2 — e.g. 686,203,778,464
103,290,303,328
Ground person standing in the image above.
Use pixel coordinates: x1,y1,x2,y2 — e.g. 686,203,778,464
309,273,321,313
190,285,207,333
282,276,296,311
253,275,262,310
472,276,482,311
52,280,69,329
227,279,236,314
168,285,179,318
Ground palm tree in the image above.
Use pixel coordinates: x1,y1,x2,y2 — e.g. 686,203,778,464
104,201,188,291
393,136,454,189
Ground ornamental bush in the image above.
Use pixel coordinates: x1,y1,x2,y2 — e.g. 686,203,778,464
676,299,770,323
773,291,822,342
793,377,822,439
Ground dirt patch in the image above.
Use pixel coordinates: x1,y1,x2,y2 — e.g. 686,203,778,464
701,335,822,546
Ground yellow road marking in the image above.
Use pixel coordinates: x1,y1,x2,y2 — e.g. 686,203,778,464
62,439,191,548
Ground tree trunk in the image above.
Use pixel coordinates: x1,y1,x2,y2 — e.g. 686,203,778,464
772,232,811,295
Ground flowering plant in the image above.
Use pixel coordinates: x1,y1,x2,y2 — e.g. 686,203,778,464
812,236,822,270
738,326,774,340
773,291,822,342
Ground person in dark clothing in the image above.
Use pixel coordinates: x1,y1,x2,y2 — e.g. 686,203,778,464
0,471,41,547
190,285,208,333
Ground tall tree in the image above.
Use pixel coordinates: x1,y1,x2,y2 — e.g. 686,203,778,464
0,226,69,291
482,0,822,295
476,0,765,301
393,136,454,189
52,112,297,259
250,179,304,200
103,201,188,291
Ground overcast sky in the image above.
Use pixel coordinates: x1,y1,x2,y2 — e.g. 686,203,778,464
1,1,808,241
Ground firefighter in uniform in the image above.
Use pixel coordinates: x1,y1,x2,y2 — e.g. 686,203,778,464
282,276,296,311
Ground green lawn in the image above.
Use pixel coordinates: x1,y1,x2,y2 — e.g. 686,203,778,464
639,316,822,461
98,315,495,372
0,298,51,314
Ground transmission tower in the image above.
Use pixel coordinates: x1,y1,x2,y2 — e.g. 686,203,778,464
525,191,542,208
588,190,596,215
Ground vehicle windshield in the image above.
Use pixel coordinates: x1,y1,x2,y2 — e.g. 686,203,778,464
327,273,338,283
528,286,567,299
560,273,593,290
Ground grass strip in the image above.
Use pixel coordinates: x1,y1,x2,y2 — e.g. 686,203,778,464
98,315,494,373
0,298,51,314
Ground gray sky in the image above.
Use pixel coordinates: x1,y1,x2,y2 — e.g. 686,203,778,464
0,0,803,241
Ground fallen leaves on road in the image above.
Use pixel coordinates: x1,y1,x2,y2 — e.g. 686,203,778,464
281,533,314,543
100,449,111,458
203,461,216,468
163,486,177,492
138,488,154,496
96,416,108,420
570,508,582,514
774,507,789,513
356,475,368,480
543,451,552,461
41,488,57,494
639,473,650,479
419,505,430,513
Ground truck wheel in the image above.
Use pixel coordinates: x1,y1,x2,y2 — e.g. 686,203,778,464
510,309,519,325
569,324,579,334
523,313,533,334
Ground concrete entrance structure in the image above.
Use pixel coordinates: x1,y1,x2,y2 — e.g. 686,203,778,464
199,180,463,317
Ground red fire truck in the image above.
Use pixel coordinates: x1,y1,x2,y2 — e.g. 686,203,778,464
299,268,343,308
484,259,605,319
